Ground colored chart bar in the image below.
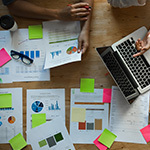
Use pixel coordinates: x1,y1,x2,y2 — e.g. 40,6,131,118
36,51,40,58
95,119,102,130
87,123,94,130
79,121,86,130
31,51,34,59
25,51,29,57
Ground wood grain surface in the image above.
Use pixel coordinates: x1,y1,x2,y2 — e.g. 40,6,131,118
0,0,150,149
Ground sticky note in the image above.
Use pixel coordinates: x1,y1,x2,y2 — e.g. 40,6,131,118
32,113,46,128
80,78,95,93
28,25,43,39
71,107,86,122
98,128,117,148
93,134,108,150
0,78,2,83
0,93,12,108
0,48,11,67
9,133,27,150
103,89,112,103
140,125,150,143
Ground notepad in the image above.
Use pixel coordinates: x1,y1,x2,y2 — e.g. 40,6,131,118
98,128,117,148
0,48,11,67
71,107,86,122
0,93,12,108
80,78,95,93
28,25,43,39
32,113,46,128
103,89,112,103
93,134,108,150
9,133,27,150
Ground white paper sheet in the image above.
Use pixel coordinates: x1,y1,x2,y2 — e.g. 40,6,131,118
27,117,75,150
110,86,149,144
70,88,109,144
27,89,65,143
0,88,23,143
11,29,50,82
0,31,12,83
43,21,81,69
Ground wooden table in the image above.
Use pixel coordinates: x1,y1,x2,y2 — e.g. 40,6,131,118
0,0,150,149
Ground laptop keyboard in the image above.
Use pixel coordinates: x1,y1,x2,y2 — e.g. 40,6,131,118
116,38,150,89
102,51,136,97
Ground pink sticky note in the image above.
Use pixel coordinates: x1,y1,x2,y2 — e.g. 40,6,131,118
0,48,11,67
103,89,112,103
140,125,150,143
93,134,108,150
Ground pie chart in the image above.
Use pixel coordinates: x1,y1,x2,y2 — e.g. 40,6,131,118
31,101,44,113
8,116,16,124
66,46,77,54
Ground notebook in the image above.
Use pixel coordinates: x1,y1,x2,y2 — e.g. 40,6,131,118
96,26,150,103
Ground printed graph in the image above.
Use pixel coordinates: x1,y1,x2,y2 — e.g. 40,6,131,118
48,101,60,110
0,67,9,75
8,116,16,124
31,101,44,113
66,46,77,54
38,132,64,148
50,50,61,59
20,50,40,59
0,116,2,126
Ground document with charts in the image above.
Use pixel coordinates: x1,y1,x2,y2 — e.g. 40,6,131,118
70,88,109,144
0,31,12,83
43,20,81,69
11,29,50,82
110,86,150,144
26,89,65,143
0,88,22,143
27,117,75,150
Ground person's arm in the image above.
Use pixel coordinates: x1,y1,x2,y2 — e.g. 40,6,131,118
7,0,90,21
78,0,93,54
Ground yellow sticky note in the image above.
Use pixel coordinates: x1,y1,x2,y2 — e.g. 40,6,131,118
9,133,27,150
71,107,86,122
28,25,43,39
32,113,46,128
0,93,12,108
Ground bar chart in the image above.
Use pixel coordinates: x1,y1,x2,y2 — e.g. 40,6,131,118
20,50,40,59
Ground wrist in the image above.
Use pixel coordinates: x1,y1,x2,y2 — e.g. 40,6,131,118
44,8,59,20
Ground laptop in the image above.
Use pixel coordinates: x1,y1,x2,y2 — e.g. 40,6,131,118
96,26,150,104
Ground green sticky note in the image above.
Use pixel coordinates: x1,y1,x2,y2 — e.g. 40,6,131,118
9,133,27,150
32,113,46,128
80,78,95,93
98,128,117,148
0,93,12,108
28,25,43,39
71,107,86,122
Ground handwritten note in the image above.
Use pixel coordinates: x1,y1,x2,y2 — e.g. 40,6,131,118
28,25,43,39
9,133,27,150
0,48,11,67
98,128,117,148
0,93,12,108
80,78,95,93
71,107,86,122
103,89,112,103
93,134,108,150
140,125,150,143
32,113,46,128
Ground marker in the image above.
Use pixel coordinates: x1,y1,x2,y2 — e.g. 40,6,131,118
67,4,92,9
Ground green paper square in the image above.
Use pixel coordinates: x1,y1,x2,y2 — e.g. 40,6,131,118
32,113,46,128
0,93,12,108
9,133,27,150
54,132,64,142
98,128,117,148
38,139,47,147
80,78,95,93
28,25,43,39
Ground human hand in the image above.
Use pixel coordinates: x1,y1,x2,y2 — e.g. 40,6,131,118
77,29,89,54
133,32,150,57
57,2,91,21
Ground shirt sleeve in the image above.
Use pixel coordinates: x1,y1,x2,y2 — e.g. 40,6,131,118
2,0,16,6
107,0,146,8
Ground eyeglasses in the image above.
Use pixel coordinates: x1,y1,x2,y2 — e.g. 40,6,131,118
10,50,33,65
